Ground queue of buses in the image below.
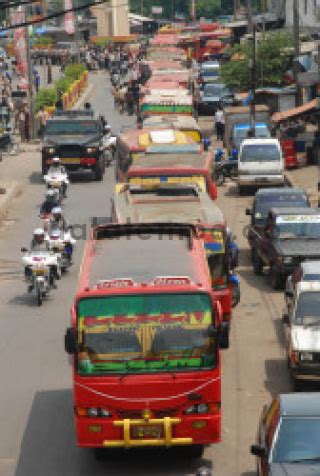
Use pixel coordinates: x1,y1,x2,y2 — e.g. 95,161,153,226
64,30,238,459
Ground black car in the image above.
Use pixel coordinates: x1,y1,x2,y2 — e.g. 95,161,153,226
249,207,320,289
251,393,320,475
42,114,105,181
246,187,310,248
197,83,228,115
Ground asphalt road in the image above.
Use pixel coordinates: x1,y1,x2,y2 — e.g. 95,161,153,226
0,72,293,476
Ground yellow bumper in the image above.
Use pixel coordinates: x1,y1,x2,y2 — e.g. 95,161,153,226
103,417,193,448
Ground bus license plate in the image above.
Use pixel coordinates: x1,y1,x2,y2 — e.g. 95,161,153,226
131,425,163,439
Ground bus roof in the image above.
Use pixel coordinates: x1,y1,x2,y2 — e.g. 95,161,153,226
78,224,210,293
128,152,208,174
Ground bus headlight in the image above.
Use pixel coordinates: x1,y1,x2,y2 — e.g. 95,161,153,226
184,403,209,415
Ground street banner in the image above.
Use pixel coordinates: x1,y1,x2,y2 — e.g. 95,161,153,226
64,0,75,35
11,8,29,89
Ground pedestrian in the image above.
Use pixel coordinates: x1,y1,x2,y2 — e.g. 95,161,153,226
18,106,26,142
215,106,225,141
24,105,30,142
35,72,40,92
37,106,48,138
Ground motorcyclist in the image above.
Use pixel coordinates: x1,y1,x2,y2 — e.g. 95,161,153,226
48,207,73,264
25,228,57,290
48,206,68,232
47,157,68,197
40,189,60,215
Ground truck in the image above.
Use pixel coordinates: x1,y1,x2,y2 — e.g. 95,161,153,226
224,105,270,154
112,183,235,340
126,148,217,200
250,207,320,289
42,112,106,180
64,223,226,458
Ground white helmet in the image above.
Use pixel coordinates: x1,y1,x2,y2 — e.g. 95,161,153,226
52,157,60,165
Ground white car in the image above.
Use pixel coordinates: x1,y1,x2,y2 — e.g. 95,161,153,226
283,281,320,389
285,260,320,308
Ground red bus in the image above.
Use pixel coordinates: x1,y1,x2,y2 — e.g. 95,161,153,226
65,223,226,458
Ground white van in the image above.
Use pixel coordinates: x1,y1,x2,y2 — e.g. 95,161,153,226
238,138,284,195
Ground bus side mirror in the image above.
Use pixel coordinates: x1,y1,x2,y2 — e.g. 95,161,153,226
218,322,229,349
65,327,76,354
250,445,266,458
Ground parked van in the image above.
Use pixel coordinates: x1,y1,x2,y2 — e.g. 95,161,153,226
238,138,284,195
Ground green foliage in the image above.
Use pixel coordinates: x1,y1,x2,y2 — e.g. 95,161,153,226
64,63,87,82
54,77,73,96
33,36,52,47
221,32,293,91
92,37,111,47
35,88,57,112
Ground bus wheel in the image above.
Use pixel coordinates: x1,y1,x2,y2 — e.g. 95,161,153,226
94,448,106,461
188,444,204,459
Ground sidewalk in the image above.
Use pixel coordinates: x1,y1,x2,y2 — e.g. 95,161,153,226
285,165,318,206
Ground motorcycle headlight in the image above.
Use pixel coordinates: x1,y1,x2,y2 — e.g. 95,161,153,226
47,148,55,154
87,147,97,153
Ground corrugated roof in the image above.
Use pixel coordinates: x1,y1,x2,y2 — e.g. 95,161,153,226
272,99,317,123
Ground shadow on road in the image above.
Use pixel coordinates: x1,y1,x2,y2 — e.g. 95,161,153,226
15,389,212,476
264,358,291,396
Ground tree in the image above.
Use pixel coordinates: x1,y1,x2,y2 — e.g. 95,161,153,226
129,0,235,19
221,32,293,91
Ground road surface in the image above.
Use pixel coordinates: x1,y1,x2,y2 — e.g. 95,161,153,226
0,72,293,476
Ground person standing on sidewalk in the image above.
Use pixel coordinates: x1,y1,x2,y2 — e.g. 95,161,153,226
24,105,30,142
37,106,48,138
215,106,225,141
18,106,26,142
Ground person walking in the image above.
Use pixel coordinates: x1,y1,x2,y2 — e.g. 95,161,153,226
24,105,30,142
18,106,26,142
215,106,225,141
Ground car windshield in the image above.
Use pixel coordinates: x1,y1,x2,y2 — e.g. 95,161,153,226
294,292,320,325
234,126,270,148
76,293,217,375
275,216,320,239
203,84,225,96
272,417,320,463
253,195,308,225
304,273,320,281
241,143,280,162
45,120,99,135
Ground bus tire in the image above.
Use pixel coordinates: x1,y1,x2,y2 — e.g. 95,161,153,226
188,444,204,459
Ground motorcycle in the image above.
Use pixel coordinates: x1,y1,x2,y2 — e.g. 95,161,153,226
43,171,69,202
103,132,117,166
214,148,238,186
21,249,59,306
230,273,240,308
45,226,76,272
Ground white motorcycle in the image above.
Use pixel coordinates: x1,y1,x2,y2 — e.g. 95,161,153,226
45,226,76,272
21,249,59,306
102,126,117,167
43,171,69,202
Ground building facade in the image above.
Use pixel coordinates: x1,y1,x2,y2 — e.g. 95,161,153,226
91,0,129,37
285,0,320,28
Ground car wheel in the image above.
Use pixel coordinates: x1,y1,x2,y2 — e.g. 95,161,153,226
94,162,103,181
271,267,283,290
187,444,204,459
238,185,245,196
252,252,263,275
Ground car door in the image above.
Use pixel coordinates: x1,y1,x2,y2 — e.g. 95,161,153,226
259,399,280,475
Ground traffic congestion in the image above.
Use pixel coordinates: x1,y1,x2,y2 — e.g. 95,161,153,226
0,17,319,476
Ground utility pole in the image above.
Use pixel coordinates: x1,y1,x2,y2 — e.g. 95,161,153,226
25,7,35,140
293,0,301,106
140,0,143,15
234,0,239,20
249,24,257,135
191,0,196,21
247,0,253,34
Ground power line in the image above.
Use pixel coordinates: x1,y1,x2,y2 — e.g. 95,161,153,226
0,1,129,31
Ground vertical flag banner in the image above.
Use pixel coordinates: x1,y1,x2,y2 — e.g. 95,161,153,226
64,0,75,35
11,8,29,89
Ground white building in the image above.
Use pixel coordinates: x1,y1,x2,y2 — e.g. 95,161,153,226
91,0,129,37
285,0,320,29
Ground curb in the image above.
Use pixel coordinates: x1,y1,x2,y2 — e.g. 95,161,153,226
0,181,22,221
73,84,94,109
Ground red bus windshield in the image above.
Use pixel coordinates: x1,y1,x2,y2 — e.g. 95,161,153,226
76,293,217,375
